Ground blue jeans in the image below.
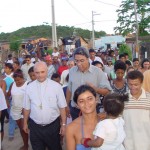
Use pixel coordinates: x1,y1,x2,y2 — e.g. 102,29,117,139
8,100,17,137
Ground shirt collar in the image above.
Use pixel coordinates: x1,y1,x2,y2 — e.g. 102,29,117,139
36,78,48,85
75,64,93,73
129,88,146,100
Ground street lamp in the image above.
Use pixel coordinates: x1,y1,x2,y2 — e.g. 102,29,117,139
92,11,100,49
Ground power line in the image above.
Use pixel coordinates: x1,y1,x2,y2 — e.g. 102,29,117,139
95,0,119,7
65,0,89,20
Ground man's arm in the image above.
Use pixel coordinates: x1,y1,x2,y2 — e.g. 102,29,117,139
66,88,72,117
23,109,30,134
59,107,67,136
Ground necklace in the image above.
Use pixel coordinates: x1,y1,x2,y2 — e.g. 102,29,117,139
36,79,48,110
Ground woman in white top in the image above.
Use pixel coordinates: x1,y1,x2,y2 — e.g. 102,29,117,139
8,69,28,150
81,93,128,150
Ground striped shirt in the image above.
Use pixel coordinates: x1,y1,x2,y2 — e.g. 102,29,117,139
123,88,150,150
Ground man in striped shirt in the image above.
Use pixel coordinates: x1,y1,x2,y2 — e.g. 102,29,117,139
123,70,150,150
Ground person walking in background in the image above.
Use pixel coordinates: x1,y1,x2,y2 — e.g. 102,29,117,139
132,58,140,71
142,70,150,92
66,47,111,120
7,69,28,150
124,70,150,150
44,55,56,79
21,55,34,81
110,60,128,94
23,62,67,150
89,49,103,65
60,58,75,87
139,58,150,73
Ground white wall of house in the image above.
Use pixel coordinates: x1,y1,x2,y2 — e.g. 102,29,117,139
95,35,125,51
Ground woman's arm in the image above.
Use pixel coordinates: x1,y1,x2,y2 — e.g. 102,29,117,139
66,125,76,150
81,137,104,148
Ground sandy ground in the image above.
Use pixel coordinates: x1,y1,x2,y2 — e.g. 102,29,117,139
2,123,32,150
1,121,67,150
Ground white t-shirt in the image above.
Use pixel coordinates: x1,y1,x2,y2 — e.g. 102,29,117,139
0,88,7,111
92,117,125,150
89,56,103,65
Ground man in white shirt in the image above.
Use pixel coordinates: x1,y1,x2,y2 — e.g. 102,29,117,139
0,88,7,117
23,61,67,150
89,49,103,65
21,55,34,81
60,58,75,86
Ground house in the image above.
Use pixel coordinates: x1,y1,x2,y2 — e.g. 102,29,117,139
95,35,125,51
58,36,89,54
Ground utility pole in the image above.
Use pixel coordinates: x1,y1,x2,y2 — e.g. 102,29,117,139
92,11,95,49
133,0,139,58
92,11,100,49
51,0,57,48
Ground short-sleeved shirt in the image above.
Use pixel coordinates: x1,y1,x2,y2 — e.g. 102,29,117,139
23,78,67,125
92,117,125,150
21,63,34,81
68,65,112,107
123,89,150,150
0,88,7,111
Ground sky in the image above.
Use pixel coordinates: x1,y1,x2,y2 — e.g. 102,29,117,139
0,0,122,34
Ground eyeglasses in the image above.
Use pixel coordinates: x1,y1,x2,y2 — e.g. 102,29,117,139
26,59,30,62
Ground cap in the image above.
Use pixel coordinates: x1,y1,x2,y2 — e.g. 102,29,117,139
107,57,112,62
45,55,52,61
61,57,69,61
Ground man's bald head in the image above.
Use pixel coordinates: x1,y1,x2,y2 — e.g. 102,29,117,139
34,62,48,82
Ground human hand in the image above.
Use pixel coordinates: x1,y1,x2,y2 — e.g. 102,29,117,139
66,106,71,118
23,122,29,134
59,125,66,136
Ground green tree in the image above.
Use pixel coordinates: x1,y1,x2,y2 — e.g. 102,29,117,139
10,41,20,54
114,0,150,36
119,43,132,60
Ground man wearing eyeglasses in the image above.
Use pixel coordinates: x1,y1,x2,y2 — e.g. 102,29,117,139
21,55,34,81
66,47,112,120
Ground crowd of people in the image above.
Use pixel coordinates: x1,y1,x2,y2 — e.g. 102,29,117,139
0,46,150,150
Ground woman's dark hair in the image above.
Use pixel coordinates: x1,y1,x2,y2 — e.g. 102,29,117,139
13,61,20,66
51,73,60,80
114,60,126,72
28,66,34,74
92,61,103,67
5,63,14,72
125,60,132,66
108,50,114,56
141,58,150,68
13,69,24,78
127,70,143,83
73,85,96,104
132,58,139,62
103,93,129,117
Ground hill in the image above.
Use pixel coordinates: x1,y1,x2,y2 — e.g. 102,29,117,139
0,25,106,42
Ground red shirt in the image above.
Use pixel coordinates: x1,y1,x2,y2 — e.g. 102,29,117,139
57,66,68,75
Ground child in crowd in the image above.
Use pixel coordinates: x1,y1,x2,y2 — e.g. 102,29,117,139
28,66,36,82
51,73,61,84
81,93,128,150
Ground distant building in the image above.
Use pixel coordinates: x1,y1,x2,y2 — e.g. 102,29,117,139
95,35,125,51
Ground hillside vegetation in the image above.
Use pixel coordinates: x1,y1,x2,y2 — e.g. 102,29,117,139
0,25,106,41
